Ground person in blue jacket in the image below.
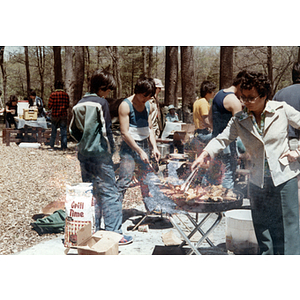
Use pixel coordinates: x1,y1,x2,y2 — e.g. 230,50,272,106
70,69,132,245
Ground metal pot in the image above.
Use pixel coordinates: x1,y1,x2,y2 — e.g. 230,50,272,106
157,143,170,159
169,153,188,161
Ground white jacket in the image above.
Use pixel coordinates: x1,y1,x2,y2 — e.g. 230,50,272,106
205,101,300,188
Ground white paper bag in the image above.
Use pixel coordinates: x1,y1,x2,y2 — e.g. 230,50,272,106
64,183,96,248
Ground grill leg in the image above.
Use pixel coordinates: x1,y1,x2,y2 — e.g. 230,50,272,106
168,214,201,255
131,213,149,231
186,212,223,255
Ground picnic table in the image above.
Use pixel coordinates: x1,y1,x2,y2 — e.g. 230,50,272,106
2,117,56,146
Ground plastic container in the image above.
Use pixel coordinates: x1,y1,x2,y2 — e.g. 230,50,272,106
17,101,29,118
157,143,170,159
225,209,259,255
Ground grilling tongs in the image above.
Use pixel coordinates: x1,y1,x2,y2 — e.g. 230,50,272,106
180,167,199,193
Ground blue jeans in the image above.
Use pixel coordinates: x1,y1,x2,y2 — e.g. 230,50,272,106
78,152,123,234
194,128,212,145
117,139,150,202
50,116,67,149
250,177,300,255
219,142,237,189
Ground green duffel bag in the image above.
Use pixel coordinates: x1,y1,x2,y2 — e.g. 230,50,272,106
31,209,66,236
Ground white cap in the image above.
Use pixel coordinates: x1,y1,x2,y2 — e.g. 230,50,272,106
168,104,176,110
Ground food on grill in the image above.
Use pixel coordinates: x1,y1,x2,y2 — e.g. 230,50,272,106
160,183,238,206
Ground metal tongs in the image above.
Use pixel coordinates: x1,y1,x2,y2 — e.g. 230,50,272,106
180,167,199,193
180,162,210,193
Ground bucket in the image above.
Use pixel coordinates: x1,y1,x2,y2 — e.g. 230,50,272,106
17,101,29,117
225,209,259,255
157,143,170,159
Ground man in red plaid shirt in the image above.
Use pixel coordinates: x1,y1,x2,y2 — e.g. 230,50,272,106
48,81,70,150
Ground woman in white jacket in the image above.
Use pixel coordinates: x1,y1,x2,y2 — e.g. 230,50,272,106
192,71,300,255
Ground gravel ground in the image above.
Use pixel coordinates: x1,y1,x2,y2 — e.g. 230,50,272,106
0,130,142,255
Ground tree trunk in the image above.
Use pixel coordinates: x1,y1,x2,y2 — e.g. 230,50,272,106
165,46,178,106
65,46,74,103
298,46,300,63
180,46,195,123
142,46,147,76
85,46,91,88
53,46,62,86
24,46,31,98
107,46,122,98
96,46,101,69
219,46,234,89
148,46,153,78
73,46,85,105
64,46,74,128
0,46,7,102
131,58,134,95
267,46,274,97
35,46,45,99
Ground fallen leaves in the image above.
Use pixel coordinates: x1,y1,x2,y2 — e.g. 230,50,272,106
0,139,144,255
0,142,81,254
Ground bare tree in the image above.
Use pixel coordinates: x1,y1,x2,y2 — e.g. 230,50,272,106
142,46,147,76
165,46,178,106
24,46,31,98
53,46,62,85
85,46,91,87
219,46,234,89
65,46,74,102
35,46,46,99
0,46,7,102
234,46,298,94
64,46,74,127
148,46,153,78
73,46,85,105
96,46,101,69
181,46,195,123
267,46,273,97
107,46,122,98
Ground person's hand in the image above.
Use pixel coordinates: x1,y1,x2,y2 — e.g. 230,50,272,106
152,147,161,162
138,149,150,165
191,150,210,171
280,149,300,163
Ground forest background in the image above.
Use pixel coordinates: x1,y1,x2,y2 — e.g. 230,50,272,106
1,46,300,124
2,1,299,299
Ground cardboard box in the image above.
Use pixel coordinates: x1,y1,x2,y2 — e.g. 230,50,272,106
173,130,186,142
173,124,195,143
24,108,38,120
75,223,121,255
181,124,195,135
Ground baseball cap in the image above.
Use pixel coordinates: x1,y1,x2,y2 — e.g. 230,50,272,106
168,104,176,110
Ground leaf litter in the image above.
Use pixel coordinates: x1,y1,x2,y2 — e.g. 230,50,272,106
0,140,143,254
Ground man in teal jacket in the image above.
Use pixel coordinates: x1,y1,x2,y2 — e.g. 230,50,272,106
70,69,132,245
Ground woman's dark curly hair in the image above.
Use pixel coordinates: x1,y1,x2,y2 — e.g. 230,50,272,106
240,71,272,99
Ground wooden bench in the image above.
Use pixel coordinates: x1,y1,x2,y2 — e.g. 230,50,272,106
2,127,60,146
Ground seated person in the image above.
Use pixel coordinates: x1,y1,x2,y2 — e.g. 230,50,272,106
166,104,179,122
5,95,18,128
